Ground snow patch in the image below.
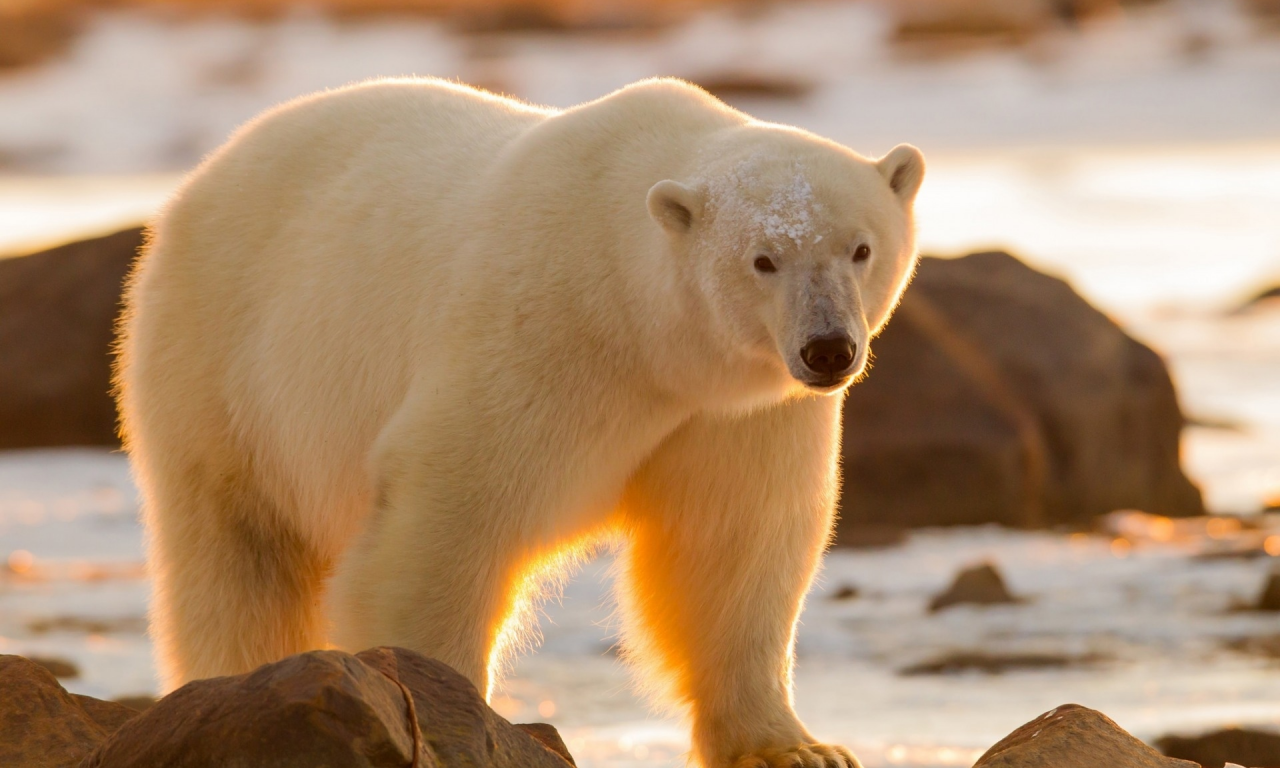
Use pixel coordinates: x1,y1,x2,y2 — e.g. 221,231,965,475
704,157,824,248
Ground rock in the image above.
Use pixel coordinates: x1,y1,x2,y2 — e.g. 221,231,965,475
110,694,157,712
830,584,860,601
354,646,573,767
839,252,1203,532
928,562,1019,612
28,615,148,635
1156,727,1280,768
70,694,141,733
1225,634,1280,659
0,3,78,73
1194,546,1275,561
0,227,143,449
974,703,1199,768
1243,0,1280,28
899,651,1103,676
83,650,429,767
1235,283,1280,311
890,0,1055,50
28,655,80,678
692,74,814,104
516,723,577,766
0,654,135,768
85,647,573,767
1257,570,1280,611
831,523,909,549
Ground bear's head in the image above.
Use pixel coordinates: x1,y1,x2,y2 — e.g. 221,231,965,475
647,126,924,400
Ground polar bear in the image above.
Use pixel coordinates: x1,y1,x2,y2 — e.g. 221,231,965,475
115,77,923,768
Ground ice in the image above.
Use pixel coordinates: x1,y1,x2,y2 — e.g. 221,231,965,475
3,1,1280,172
0,449,154,700
0,174,174,256
4,452,1279,766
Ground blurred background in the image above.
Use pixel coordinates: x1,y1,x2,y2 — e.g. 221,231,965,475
1,0,1280,766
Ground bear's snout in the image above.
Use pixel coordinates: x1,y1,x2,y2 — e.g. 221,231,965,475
800,334,856,378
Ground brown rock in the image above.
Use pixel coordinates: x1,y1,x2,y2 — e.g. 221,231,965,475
516,723,577,766
0,227,143,449
1226,633,1280,659
891,0,1054,50
692,74,814,104
0,2,78,73
899,651,1103,676
1156,727,1280,768
109,694,157,712
85,650,428,767
1256,570,1280,611
1243,0,1280,28
354,646,573,767
28,615,148,635
28,654,80,678
831,523,908,549
0,654,128,768
974,703,1199,768
1235,284,1280,312
830,584,861,601
85,647,574,768
928,562,1019,612
839,252,1203,531
70,694,140,733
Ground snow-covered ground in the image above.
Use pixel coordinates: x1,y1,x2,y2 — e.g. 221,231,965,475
2,450,1279,767
2,0,1280,175
3,1,1280,765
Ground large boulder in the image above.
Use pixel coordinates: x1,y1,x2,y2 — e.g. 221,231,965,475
84,646,574,767
974,704,1198,768
838,252,1203,530
0,227,142,449
0,655,138,768
1156,726,1280,768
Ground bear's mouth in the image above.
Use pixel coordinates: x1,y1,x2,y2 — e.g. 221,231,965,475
799,374,855,393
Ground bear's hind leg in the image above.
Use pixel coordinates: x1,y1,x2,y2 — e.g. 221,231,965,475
144,465,329,691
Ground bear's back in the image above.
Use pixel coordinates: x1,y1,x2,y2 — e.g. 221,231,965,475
148,79,555,353
127,81,556,505
169,80,552,245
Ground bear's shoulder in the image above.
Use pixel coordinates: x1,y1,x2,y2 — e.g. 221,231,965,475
262,77,551,126
569,78,743,133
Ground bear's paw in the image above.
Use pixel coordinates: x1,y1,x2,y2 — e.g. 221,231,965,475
731,743,861,768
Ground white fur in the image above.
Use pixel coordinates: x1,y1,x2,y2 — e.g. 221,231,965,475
115,77,923,768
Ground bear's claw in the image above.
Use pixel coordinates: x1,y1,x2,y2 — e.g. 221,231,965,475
732,744,862,768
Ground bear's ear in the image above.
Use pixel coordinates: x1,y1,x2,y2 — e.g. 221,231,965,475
647,180,702,234
876,144,925,205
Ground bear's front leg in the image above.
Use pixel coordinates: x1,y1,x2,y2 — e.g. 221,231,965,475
619,395,859,768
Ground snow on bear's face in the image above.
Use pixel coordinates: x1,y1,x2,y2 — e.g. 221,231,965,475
647,134,925,396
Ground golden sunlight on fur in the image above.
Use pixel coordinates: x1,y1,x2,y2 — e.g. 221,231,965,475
115,77,922,767
487,530,612,699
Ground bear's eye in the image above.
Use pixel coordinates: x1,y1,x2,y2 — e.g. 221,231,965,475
753,255,777,274
852,244,871,263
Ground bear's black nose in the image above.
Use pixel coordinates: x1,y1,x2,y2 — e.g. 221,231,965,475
800,334,855,376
